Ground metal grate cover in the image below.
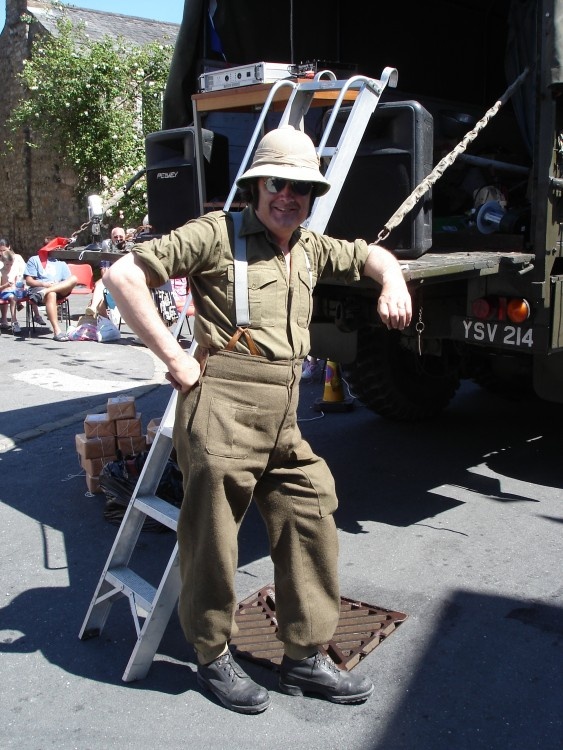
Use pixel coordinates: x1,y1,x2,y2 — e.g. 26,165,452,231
231,584,407,671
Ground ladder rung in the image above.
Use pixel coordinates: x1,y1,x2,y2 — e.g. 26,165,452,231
105,566,156,612
134,495,180,530
296,78,369,93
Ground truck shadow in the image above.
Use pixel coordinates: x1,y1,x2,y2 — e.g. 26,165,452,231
295,380,563,534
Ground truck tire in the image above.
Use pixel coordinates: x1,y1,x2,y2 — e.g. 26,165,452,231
471,352,534,401
347,327,460,420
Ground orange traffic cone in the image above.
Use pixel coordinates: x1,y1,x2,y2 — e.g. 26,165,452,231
314,360,354,412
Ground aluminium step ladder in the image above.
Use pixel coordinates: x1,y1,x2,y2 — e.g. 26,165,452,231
79,68,398,682
78,309,190,683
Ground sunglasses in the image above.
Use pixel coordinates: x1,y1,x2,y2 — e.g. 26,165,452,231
264,177,314,196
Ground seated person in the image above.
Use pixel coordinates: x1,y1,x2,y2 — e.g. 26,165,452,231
25,241,77,341
85,261,177,330
0,241,45,326
0,245,27,333
0,238,47,326
101,227,127,253
85,260,111,318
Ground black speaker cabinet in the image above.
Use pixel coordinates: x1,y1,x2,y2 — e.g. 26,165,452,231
325,101,433,258
145,127,229,234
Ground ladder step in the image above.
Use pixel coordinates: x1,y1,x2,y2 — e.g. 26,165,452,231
105,566,156,612
134,495,180,531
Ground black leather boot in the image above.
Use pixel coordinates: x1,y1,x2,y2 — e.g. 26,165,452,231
197,651,271,714
279,652,374,704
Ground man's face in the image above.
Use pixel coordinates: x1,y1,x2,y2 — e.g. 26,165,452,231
111,229,125,243
254,177,312,240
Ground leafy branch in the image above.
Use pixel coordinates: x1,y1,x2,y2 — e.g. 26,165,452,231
7,13,174,228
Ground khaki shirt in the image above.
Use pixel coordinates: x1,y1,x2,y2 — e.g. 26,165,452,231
133,207,371,361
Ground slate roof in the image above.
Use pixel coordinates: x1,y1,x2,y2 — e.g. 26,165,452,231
27,1,179,46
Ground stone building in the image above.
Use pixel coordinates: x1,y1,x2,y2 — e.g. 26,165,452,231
0,0,178,255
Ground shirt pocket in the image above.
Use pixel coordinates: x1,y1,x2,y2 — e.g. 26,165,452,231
205,396,258,458
247,269,278,327
296,268,313,327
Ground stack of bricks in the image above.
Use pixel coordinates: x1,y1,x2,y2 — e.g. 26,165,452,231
75,395,147,494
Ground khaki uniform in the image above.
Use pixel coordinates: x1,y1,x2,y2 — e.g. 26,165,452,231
134,208,371,662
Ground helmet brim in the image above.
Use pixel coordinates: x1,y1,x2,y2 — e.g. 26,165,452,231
236,164,330,196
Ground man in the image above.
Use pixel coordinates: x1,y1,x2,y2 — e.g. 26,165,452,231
25,239,77,341
0,240,27,332
104,127,412,714
102,226,127,252
0,249,25,333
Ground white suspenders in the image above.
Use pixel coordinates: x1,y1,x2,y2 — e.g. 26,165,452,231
230,211,250,327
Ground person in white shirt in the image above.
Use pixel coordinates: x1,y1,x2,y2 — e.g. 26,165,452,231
0,243,27,333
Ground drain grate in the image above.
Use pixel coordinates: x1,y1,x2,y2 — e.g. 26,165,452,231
231,584,407,671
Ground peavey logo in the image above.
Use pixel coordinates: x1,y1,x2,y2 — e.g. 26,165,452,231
156,171,179,179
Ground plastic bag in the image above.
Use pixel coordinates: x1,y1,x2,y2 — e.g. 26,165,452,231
96,314,121,342
67,322,98,341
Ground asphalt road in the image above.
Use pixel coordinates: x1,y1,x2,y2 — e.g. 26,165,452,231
1,298,561,750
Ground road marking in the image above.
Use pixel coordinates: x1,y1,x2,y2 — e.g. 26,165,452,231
2,351,169,452
12,360,167,394
12,367,151,394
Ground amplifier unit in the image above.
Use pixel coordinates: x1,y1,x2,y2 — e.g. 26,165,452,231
198,62,294,92
145,127,229,234
325,100,434,259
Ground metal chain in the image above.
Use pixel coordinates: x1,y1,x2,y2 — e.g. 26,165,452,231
376,67,530,243
68,220,92,243
415,306,425,356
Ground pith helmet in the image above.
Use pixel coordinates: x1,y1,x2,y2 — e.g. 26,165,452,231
236,126,331,195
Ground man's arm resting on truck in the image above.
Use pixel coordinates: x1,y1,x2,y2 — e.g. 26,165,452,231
363,243,412,330
103,252,200,392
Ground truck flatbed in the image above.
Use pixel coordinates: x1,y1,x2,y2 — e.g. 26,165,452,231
399,248,535,282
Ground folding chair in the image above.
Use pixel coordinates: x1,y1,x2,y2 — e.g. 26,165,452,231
26,294,70,335
67,263,95,295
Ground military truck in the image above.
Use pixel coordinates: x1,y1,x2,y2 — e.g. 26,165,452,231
156,0,563,420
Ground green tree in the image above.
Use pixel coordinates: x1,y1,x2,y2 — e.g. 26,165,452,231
8,12,174,230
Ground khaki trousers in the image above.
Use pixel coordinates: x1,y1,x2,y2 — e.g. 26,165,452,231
174,350,340,663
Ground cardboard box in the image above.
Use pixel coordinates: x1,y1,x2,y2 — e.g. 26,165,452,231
79,454,117,477
146,417,162,444
107,395,136,420
84,413,116,438
117,435,147,456
115,413,142,438
85,474,102,494
75,432,116,459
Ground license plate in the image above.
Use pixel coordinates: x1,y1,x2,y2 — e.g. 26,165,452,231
454,318,534,349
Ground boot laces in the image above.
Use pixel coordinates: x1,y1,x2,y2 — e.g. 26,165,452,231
315,652,339,675
218,653,245,682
